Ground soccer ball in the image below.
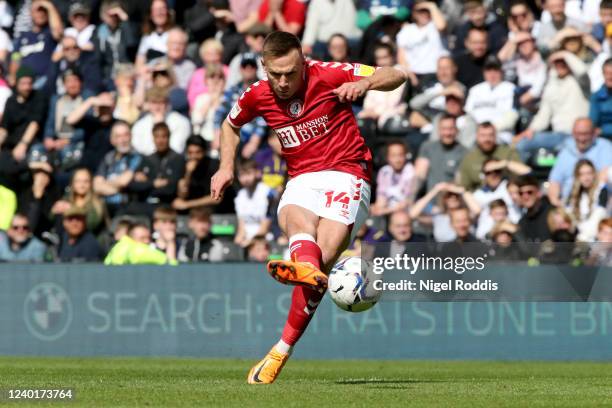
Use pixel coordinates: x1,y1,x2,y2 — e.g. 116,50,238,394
328,257,381,312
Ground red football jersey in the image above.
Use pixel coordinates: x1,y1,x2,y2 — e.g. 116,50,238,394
226,60,375,183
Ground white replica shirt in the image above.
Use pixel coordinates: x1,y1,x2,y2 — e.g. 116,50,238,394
465,81,516,124
396,21,447,75
137,31,169,57
235,182,273,241
473,180,522,239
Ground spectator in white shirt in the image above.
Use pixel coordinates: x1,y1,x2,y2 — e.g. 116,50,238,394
397,0,447,85
135,0,174,76
131,87,191,156
465,56,517,144
513,50,590,163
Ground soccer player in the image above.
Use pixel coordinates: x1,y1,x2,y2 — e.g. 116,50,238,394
211,31,407,384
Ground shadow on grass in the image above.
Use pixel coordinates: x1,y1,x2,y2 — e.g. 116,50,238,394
335,379,445,385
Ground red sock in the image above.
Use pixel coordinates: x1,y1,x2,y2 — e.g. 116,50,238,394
281,234,325,346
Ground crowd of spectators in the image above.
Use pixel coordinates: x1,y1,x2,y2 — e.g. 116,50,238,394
0,0,611,265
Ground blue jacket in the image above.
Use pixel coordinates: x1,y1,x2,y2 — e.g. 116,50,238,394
589,85,612,139
0,231,47,262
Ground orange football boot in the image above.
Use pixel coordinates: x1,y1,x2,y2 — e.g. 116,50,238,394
267,260,328,292
247,346,290,384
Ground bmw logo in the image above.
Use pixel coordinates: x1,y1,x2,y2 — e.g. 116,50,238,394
23,282,73,341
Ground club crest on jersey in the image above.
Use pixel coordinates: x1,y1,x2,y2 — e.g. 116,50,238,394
287,99,303,118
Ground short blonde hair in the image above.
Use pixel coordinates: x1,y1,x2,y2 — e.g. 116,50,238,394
199,39,224,60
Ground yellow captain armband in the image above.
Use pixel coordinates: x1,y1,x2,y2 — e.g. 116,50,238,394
353,63,376,77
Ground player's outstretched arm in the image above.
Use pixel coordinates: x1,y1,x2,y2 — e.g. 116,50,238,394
211,120,241,201
333,67,408,103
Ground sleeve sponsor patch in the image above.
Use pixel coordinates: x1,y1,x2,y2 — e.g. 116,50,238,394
229,103,242,120
353,63,376,77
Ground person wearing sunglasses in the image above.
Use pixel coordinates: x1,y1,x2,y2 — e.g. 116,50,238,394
0,213,47,262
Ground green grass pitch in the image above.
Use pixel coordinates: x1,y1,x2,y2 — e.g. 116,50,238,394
2,357,612,407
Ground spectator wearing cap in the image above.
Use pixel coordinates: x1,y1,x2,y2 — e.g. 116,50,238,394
187,39,230,109
10,0,63,87
213,54,266,159
173,135,236,214
47,34,102,95
396,0,447,85
458,122,527,191
415,114,468,193
513,50,590,164
0,213,47,262
58,205,102,261
0,67,47,190
464,55,517,144
63,2,95,51
93,121,142,216
590,58,612,141
129,122,185,212
301,0,361,59
93,1,139,86
165,28,196,90
39,68,92,179
453,0,507,56
548,118,612,206
454,27,490,89
131,87,191,156
226,23,268,88
537,0,589,54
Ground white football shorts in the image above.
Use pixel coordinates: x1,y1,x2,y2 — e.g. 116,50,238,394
277,170,371,242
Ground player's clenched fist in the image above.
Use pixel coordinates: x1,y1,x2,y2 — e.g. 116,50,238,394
211,168,234,201
333,79,371,103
